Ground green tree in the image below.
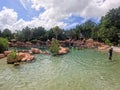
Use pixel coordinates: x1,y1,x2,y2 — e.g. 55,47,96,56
81,20,96,38
50,38,60,55
16,31,24,41
99,7,120,45
2,29,12,40
52,26,61,39
32,27,46,40
22,26,32,41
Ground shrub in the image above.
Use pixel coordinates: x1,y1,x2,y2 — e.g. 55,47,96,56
49,38,60,55
7,49,18,64
0,37,8,53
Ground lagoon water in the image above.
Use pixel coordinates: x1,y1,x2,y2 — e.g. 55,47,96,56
0,49,120,90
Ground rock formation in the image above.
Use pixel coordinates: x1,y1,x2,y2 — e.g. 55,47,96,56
31,48,43,54
58,46,69,55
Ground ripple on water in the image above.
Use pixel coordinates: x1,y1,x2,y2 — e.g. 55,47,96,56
0,49,120,90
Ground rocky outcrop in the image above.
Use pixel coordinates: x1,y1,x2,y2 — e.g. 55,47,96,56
58,46,69,55
7,52,35,64
86,39,94,48
18,52,34,62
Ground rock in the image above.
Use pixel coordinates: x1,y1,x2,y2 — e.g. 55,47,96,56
18,52,35,62
14,62,20,66
0,54,5,59
26,42,32,47
31,48,42,54
98,45,110,50
58,46,69,55
4,51,11,56
18,52,26,60
43,50,50,54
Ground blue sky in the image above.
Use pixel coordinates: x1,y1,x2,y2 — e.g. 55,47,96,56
0,0,120,31
0,0,45,21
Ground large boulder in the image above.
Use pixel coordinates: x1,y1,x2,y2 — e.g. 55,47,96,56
18,52,34,61
0,54,5,59
58,46,69,55
31,48,42,54
7,52,35,64
86,39,94,48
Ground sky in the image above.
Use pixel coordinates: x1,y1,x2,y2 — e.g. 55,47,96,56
0,0,120,32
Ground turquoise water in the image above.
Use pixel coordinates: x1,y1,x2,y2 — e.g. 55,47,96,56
0,49,120,90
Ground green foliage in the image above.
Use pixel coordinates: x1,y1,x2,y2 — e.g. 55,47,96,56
31,39,37,44
49,38,60,55
32,27,46,40
2,29,12,40
22,26,32,41
104,38,113,46
99,7,120,45
16,31,24,41
7,49,19,64
52,26,61,39
9,49,17,60
0,37,8,53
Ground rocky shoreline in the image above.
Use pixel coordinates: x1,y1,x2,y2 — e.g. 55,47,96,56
0,39,120,61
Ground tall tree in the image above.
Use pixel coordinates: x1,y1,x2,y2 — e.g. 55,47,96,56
81,20,96,38
32,27,46,40
2,28,12,40
22,26,32,41
99,7,120,45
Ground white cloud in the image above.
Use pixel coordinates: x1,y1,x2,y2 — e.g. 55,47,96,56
29,0,120,28
0,0,120,32
0,7,18,31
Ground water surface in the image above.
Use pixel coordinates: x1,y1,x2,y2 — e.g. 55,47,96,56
0,49,120,90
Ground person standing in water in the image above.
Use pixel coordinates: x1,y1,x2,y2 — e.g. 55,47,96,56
108,46,113,60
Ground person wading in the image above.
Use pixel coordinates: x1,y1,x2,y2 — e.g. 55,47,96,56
108,46,113,60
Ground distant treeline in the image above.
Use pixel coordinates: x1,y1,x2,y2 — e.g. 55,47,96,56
0,7,120,45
